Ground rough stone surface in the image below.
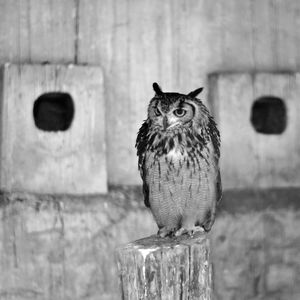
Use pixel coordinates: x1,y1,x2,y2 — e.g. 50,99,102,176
0,188,156,300
0,188,299,300
266,264,296,292
211,208,300,300
0,63,107,194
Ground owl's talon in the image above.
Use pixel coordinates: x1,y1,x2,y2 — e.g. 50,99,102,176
175,226,204,237
174,228,187,237
191,226,205,234
158,227,175,238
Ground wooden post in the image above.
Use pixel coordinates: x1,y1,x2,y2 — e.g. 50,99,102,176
116,232,212,300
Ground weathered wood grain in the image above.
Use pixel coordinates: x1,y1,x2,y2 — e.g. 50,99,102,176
0,0,76,63
1,0,300,185
0,63,107,194
209,72,300,189
117,233,211,300
78,0,174,185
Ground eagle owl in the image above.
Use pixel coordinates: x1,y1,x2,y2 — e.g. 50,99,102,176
136,83,221,237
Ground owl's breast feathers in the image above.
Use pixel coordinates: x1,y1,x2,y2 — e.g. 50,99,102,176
136,117,221,208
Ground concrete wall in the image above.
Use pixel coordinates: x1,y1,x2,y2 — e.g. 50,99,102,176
211,208,300,300
0,191,299,300
0,191,155,300
1,0,300,185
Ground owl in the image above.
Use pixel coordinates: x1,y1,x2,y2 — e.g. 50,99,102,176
136,83,221,237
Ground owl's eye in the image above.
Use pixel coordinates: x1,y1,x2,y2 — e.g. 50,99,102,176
154,107,162,116
173,108,186,117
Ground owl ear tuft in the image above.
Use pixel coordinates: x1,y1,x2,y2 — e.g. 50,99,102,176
187,87,204,98
153,82,164,96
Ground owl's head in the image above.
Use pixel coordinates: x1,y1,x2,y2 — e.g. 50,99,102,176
147,82,209,131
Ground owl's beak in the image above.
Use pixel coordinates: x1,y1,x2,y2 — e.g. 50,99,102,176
163,116,168,130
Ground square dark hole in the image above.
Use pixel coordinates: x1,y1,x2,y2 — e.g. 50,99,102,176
250,96,287,134
33,92,74,132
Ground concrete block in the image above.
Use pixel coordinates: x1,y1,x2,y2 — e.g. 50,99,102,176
209,72,300,190
0,63,107,194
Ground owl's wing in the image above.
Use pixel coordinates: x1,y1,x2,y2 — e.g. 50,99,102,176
216,168,222,204
140,165,150,208
136,121,150,208
208,118,222,204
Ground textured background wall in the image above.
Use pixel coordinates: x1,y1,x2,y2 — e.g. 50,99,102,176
0,1,300,300
0,191,299,300
1,0,300,185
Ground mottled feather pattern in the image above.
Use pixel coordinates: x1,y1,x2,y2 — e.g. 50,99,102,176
136,83,221,236
136,121,151,207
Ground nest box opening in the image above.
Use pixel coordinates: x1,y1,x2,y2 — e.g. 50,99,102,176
33,92,74,131
250,96,287,134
